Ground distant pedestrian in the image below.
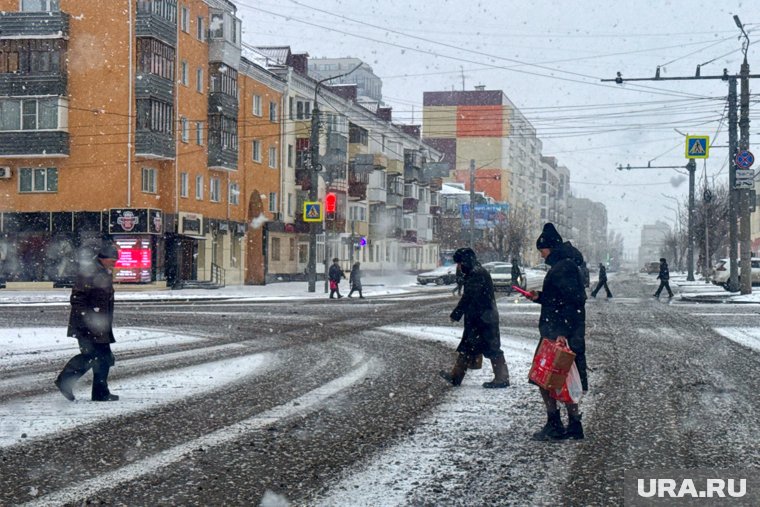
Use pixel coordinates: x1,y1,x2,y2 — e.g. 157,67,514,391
452,264,464,296
439,247,510,389
653,257,674,298
590,263,612,298
54,241,120,402
527,223,587,440
510,258,522,290
347,262,364,298
328,258,346,299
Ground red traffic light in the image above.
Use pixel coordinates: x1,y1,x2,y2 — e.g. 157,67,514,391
325,192,337,213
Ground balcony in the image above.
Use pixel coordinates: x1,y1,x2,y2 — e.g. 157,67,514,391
348,178,367,200
0,73,66,97
136,9,176,46
209,38,241,69
403,197,418,213
135,73,174,103
386,158,403,175
135,130,175,160
0,131,68,157
367,186,386,203
295,169,311,191
208,144,237,171
386,192,402,208
208,91,238,118
0,11,69,38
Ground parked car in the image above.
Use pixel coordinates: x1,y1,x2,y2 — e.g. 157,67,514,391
711,258,760,288
417,265,457,285
488,264,525,291
641,262,660,274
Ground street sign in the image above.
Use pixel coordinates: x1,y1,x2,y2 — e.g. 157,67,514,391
735,150,755,169
685,135,710,159
303,202,323,222
734,169,755,189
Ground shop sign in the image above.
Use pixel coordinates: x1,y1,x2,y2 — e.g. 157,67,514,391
113,236,152,283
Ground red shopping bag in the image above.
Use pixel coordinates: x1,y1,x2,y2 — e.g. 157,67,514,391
549,362,583,403
528,338,576,391
329,280,338,291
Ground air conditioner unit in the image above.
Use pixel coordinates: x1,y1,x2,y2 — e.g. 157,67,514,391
0,167,11,179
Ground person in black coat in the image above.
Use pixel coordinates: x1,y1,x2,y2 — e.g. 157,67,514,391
328,258,346,299
653,257,674,298
54,241,120,402
528,223,587,440
439,247,510,389
347,262,364,298
510,258,522,290
452,264,464,296
590,263,612,298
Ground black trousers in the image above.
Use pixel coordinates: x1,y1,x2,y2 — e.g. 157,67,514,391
348,285,363,297
591,280,612,297
654,280,673,297
58,339,115,398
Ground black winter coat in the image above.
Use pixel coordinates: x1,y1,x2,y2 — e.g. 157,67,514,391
534,244,586,339
450,264,501,358
657,262,670,281
349,266,362,289
67,261,115,344
329,263,345,283
598,265,607,283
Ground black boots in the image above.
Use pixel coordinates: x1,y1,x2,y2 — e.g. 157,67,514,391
439,353,469,386
54,375,75,401
482,354,510,388
532,410,566,441
566,413,584,439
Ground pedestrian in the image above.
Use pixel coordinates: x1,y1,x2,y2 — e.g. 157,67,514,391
347,262,364,298
452,264,464,296
527,223,587,440
510,258,522,290
653,257,674,298
439,247,510,389
590,263,612,298
328,257,346,299
54,241,120,402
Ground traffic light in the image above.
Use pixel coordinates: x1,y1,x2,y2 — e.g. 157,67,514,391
325,192,336,220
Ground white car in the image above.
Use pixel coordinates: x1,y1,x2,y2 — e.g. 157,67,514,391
711,258,760,287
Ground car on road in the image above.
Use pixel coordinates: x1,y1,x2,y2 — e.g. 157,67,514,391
416,265,457,285
711,258,760,288
488,264,523,291
641,261,660,274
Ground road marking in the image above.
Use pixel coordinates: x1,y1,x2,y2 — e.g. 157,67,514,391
21,354,375,507
714,327,760,352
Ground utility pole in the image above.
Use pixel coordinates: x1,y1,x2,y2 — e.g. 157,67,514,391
727,75,740,292
736,15,752,295
306,64,362,293
469,159,475,249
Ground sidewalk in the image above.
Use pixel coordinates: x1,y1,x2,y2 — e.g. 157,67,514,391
671,273,760,303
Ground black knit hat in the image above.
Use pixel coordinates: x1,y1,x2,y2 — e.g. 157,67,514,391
536,223,563,250
97,242,119,259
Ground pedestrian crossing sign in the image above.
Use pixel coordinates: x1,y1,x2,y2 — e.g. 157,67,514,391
685,135,710,159
303,202,322,222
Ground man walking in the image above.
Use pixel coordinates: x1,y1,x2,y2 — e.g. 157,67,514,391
653,257,674,298
328,258,346,299
590,263,612,298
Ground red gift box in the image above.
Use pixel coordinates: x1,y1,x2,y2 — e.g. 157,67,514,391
529,338,576,391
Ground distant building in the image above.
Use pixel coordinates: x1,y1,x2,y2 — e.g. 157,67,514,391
568,196,608,265
307,57,383,103
639,221,671,266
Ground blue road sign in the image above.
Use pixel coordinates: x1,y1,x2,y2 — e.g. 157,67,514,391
685,135,710,159
303,202,322,222
735,150,755,169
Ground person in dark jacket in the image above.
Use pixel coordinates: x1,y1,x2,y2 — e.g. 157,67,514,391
54,241,120,402
347,262,364,298
527,223,587,440
510,258,522,290
590,263,612,298
452,264,464,296
653,257,674,298
439,247,510,389
328,258,346,299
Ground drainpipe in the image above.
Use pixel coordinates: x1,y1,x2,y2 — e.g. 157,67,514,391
127,0,133,207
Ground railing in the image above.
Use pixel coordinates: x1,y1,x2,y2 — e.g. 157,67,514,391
211,262,226,288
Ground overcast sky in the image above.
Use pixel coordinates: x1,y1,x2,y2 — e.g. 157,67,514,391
235,0,758,257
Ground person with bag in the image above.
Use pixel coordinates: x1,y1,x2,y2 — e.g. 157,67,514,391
526,223,587,440
328,258,346,299
54,241,120,402
590,263,612,298
653,257,674,298
347,262,364,299
439,247,510,389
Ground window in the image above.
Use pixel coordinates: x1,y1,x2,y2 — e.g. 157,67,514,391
289,238,296,262
268,147,277,168
229,182,239,205
197,16,206,41
209,114,237,150
136,38,175,80
195,174,203,200
252,140,261,162
287,144,294,168
0,97,59,131
136,99,173,134
252,95,262,116
180,172,188,198
181,60,188,85
181,117,189,142
271,237,281,261
196,121,204,145
141,167,157,193
210,13,224,38
269,102,278,122
21,0,59,11
19,167,57,192
209,64,238,98
288,97,294,120
196,67,203,93
210,177,221,202
287,193,293,216
268,192,277,212
180,6,189,32
137,0,177,22
0,39,64,75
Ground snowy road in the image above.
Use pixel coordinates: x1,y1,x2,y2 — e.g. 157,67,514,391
0,273,759,505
